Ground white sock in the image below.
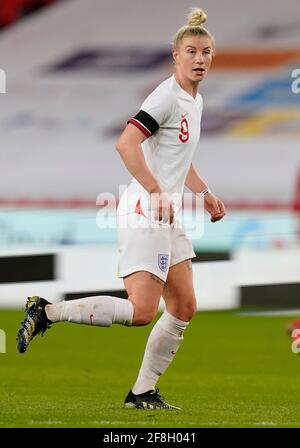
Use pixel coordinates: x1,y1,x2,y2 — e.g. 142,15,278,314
132,310,189,395
45,296,133,327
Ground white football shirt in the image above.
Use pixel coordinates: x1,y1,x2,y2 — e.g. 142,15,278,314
126,74,203,212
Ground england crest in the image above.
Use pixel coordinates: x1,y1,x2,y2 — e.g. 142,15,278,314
158,254,169,273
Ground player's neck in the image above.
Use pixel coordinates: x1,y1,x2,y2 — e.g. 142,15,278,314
174,73,199,99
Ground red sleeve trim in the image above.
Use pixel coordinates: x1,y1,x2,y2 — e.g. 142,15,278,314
128,118,152,138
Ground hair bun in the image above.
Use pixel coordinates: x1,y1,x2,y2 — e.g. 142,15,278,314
188,8,207,27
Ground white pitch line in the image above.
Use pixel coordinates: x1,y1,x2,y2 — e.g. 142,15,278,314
236,309,300,317
23,420,300,427
28,421,64,425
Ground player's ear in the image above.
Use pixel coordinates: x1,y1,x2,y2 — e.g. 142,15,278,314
172,48,179,64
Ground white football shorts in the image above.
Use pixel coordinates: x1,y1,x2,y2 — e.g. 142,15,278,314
117,187,196,282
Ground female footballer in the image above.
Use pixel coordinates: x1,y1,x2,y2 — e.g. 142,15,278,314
17,7,225,410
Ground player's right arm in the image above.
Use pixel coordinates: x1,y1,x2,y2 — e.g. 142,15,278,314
116,123,174,223
116,123,161,195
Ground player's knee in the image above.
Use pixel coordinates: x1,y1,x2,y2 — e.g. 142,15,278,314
176,301,197,322
186,302,197,321
138,313,155,326
132,304,157,326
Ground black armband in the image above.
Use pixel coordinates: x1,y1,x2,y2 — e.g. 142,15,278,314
127,110,159,138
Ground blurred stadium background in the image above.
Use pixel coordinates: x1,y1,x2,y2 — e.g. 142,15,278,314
0,0,299,309
0,0,300,428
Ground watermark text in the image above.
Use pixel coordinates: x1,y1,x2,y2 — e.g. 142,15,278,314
96,186,206,240
0,329,6,353
291,328,300,354
0,69,6,93
291,69,300,94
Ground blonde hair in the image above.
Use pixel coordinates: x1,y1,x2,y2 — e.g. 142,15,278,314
173,8,215,52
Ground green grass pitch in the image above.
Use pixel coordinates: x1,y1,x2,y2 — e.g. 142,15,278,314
0,309,300,428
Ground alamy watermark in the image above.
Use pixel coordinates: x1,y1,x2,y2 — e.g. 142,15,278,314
291,69,300,94
96,185,206,240
291,329,300,354
0,69,6,93
0,329,6,353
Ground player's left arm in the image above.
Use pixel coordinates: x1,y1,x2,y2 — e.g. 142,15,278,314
185,163,226,222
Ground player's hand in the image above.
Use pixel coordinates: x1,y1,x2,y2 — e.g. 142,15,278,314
150,192,174,224
204,192,226,223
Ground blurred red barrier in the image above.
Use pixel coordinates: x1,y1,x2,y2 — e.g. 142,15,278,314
0,0,58,28
293,170,300,212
